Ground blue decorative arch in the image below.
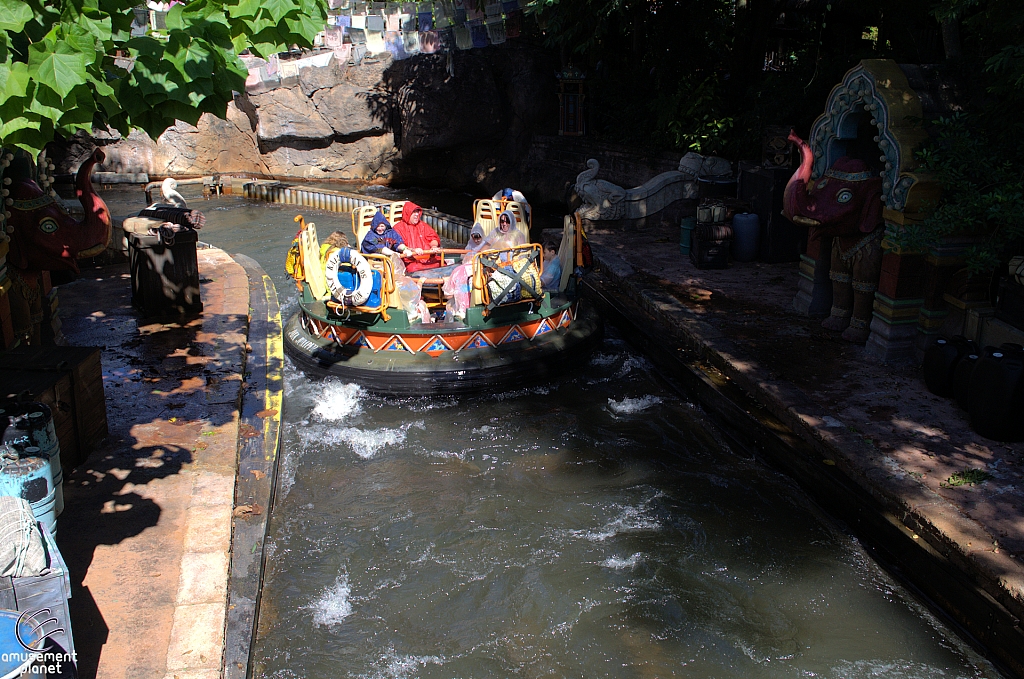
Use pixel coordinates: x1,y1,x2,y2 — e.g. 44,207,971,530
808,63,920,212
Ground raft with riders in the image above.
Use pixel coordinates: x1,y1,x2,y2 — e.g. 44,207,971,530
283,189,603,395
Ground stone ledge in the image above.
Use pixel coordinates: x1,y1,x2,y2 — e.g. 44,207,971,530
587,251,1024,671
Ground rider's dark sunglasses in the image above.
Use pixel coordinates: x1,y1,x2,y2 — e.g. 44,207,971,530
472,234,482,240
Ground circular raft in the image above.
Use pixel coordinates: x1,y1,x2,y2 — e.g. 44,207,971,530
284,301,603,396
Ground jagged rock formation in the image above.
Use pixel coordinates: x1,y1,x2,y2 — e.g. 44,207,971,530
50,46,558,190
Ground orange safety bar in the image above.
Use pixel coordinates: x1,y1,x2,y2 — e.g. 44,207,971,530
471,243,542,312
574,212,585,268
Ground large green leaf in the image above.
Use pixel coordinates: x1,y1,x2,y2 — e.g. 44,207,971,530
28,47,87,98
228,0,263,19
127,36,166,60
1,61,30,98
85,67,115,97
26,82,68,124
1,0,324,152
283,13,323,43
0,109,42,139
0,0,34,32
261,0,297,23
165,3,186,30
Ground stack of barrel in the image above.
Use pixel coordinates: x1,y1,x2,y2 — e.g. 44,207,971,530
0,402,63,535
923,336,1024,441
0,401,77,674
690,200,732,270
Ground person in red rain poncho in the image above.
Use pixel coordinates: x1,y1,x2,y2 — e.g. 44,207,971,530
393,201,442,273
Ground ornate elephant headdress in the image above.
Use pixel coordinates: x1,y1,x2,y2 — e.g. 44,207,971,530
823,157,875,183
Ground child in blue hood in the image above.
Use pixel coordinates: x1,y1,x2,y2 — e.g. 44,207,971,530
361,210,410,257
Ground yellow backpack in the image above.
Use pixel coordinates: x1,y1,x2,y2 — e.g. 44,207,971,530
285,235,304,280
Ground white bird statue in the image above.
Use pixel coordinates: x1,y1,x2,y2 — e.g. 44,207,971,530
160,177,187,208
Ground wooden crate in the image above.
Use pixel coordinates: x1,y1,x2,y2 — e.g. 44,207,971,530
0,346,107,470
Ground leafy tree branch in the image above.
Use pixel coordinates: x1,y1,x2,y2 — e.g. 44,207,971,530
0,0,324,156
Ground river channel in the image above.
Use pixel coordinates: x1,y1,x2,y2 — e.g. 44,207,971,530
101,187,1000,679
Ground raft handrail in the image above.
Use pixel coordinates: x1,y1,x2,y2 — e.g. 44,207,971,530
471,243,543,314
243,182,473,244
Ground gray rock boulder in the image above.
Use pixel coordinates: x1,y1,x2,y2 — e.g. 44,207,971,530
297,58,348,97
313,83,387,138
344,54,394,89
262,134,397,180
249,87,334,143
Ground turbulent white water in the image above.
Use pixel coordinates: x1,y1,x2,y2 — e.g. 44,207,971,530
607,395,663,414
108,188,996,679
309,575,353,627
311,382,364,421
256,345,998,679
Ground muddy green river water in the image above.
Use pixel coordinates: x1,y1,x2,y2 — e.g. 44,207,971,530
101,186,1001,679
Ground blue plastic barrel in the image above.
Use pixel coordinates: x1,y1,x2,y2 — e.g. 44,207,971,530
0,405,63,517
680,216,696,255
24,409,64,517
0,452,57,537
731,213,760,262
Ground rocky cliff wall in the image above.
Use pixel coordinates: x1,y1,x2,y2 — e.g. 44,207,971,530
51,45,562,198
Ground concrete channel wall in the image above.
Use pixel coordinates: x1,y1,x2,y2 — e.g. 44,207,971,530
223,255,285,679
583,255,1024,678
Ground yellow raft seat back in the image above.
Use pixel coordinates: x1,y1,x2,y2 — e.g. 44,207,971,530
364,253,396,311
351,205,382,247
472,199,499,233
301,222,332,301
387,201,407,224
473,199,530,243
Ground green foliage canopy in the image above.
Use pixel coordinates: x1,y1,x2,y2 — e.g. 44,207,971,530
893,0,1024,273
0,0,325,156
899,114,1024,274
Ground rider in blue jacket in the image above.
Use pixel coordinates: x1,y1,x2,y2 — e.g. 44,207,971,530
361,210,411,257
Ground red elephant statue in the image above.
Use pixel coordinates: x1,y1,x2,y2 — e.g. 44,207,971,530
783,132,884,344
6,149,112,345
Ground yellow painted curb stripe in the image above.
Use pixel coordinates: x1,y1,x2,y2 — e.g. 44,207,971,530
263,271,284,462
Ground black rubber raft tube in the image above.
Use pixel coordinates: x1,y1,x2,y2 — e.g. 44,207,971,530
283,301,603,396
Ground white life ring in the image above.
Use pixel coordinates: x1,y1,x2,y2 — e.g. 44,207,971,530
324,247,374,306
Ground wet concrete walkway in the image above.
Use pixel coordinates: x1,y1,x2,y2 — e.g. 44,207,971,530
55,249,249,679
586,219,1024,675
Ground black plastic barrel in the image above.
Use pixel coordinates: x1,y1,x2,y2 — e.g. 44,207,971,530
952,353,979,411
126,226,203,316
967,345,1024,441
922,335,977,397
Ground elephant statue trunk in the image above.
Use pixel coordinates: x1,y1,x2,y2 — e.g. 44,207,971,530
73,149,113,260
6,148,113,344
783,132,885,344
783,131,816,227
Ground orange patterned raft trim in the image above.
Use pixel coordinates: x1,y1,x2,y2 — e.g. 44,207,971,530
303,303,577,357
